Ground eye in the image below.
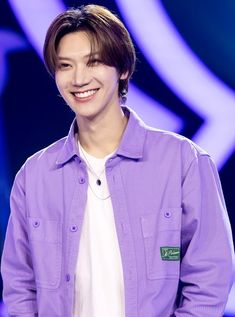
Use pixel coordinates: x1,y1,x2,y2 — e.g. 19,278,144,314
57,62,72,70
88,59,102,67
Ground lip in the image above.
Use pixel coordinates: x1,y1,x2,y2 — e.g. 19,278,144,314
71,88,99,102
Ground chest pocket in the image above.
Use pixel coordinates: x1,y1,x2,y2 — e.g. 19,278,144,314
27,217,62,289
141,207,182,280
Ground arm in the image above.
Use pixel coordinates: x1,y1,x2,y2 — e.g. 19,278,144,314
1,166,38,316
174,154,234,317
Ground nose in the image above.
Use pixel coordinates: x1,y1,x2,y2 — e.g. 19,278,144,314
71,64,90,87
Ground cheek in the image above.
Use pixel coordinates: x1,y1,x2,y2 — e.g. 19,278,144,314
95,66,119,84
102,74,119,90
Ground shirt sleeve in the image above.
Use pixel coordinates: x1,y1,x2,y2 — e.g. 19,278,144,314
1,166,38,316
174,154,234,317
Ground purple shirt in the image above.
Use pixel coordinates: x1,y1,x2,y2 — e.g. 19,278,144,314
1,107,234,317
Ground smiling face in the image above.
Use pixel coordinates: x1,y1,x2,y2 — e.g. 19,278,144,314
55,31,127,122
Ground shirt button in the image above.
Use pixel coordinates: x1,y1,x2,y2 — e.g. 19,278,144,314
70,225,78,232
33,220,40,228
79,177,85,184
164,211,172,218
66,274,70,282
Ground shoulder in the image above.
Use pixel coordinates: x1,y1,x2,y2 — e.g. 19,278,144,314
127,106,212,173
143,124,214,177
26,136,67,167
127,106,209,160
146,125,209,158
15,136,67,182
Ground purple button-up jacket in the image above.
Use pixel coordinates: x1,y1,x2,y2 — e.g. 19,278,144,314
1,107,234,317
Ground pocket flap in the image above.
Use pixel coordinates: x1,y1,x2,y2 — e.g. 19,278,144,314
28,217,61,243
158,207,182,231
141,207,182,238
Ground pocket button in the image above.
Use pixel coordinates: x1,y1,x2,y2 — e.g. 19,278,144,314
164,211,172,218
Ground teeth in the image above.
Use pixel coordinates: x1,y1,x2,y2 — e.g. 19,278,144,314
74,89,97,98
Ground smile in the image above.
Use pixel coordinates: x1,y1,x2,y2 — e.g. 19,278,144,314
73,89,99,99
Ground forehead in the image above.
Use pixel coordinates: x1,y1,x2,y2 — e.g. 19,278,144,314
57,31,98,56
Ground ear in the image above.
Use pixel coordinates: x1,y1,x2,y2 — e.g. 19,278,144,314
120,71,129,80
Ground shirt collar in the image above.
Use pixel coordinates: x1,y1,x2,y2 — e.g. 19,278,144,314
116,106,147,159
55,119,79,165
56,106,147,165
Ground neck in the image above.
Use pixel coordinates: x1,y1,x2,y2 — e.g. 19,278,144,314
77,106,127,158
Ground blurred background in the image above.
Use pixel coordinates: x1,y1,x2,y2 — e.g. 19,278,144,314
0,0,235,316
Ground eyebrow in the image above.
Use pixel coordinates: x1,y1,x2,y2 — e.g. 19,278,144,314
57,52,100,61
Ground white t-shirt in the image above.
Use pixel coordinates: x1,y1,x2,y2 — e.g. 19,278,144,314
73,144,125,317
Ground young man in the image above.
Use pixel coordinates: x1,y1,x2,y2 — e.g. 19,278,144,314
1,4,234,317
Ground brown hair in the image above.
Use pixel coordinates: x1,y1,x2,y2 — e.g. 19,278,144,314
43,4,136,100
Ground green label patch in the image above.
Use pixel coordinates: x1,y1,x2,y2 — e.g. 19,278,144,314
160,247,180,261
